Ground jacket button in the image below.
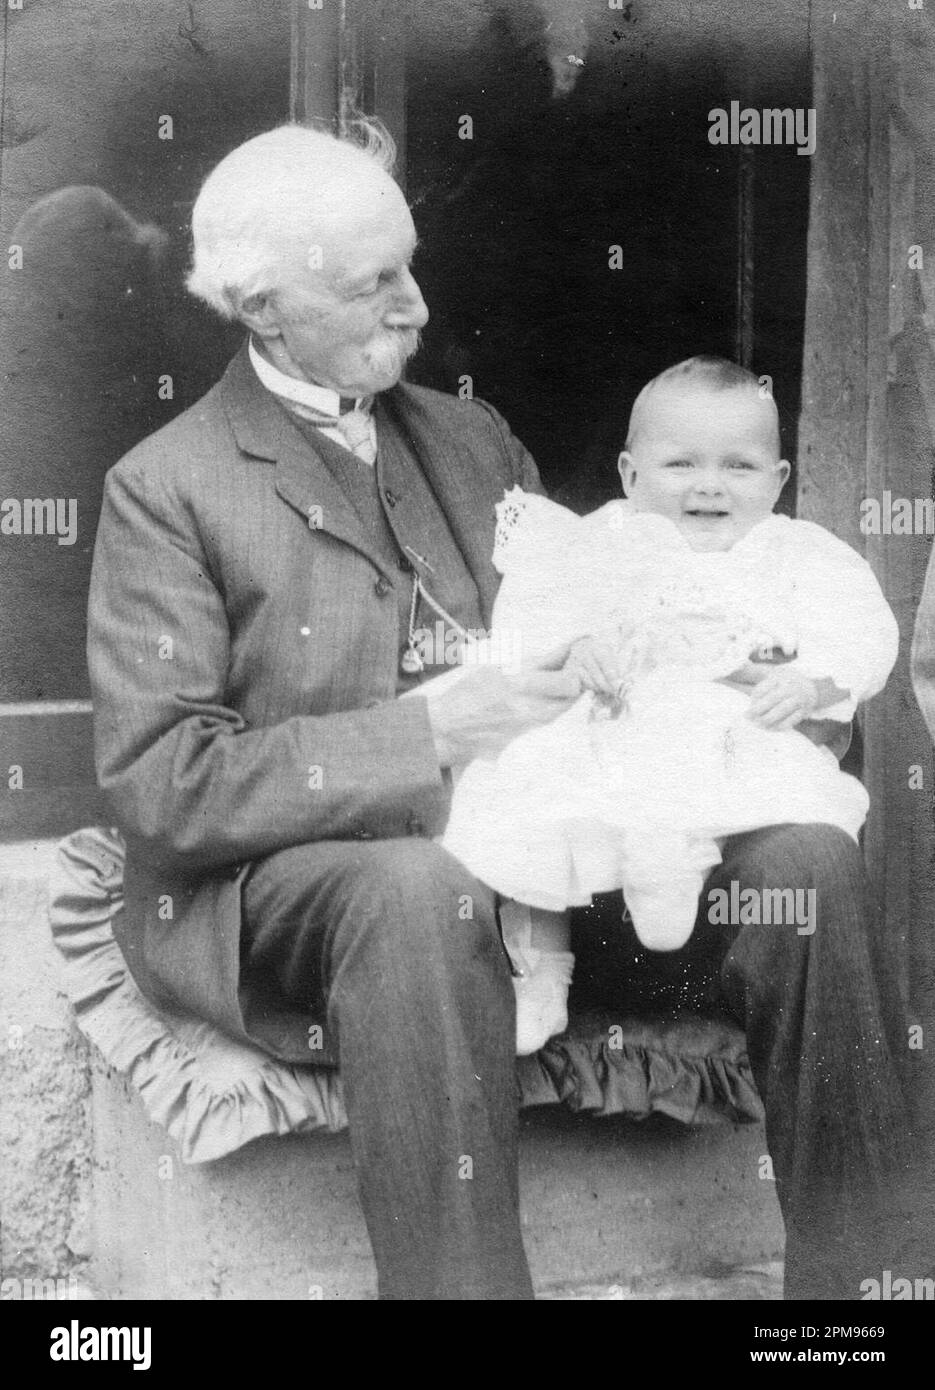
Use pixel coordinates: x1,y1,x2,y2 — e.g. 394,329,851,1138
374,576,392,597
407,813,424,837
384,488,398,508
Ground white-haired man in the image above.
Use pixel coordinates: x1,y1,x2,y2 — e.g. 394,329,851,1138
88,121,579,1301
89,123,910,1301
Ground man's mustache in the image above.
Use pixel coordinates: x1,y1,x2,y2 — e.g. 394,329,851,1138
395,327,422,360
367,327,422,368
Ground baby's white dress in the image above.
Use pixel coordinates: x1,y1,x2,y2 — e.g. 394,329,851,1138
439,490,899,948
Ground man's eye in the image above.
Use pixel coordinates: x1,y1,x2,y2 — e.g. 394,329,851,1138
355,269,399,298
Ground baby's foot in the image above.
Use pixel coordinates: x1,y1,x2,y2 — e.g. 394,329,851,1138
625,880,700,951
623,836,722,952
509,948,575,1055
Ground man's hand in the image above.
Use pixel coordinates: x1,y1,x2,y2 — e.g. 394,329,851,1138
564,635,622,698
746,666,823,730
422,643,582,766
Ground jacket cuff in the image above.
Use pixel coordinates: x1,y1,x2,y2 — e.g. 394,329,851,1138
344,695,451,841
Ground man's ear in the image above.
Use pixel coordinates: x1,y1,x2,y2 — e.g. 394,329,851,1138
618,450,636,495
231,289,282,340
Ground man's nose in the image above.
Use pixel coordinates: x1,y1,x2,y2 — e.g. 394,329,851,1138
387,266,429,329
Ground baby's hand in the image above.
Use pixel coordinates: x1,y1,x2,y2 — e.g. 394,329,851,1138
564,635,622,698
746,667,822,730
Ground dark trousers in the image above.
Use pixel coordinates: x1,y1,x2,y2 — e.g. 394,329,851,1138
242,838,532,1300
241,825,910,1300
706,825,911,1300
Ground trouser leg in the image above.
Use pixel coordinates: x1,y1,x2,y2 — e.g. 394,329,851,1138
242,837,532,1300
703,824,912,1299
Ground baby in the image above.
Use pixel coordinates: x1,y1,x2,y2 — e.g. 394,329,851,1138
437,357,899,1054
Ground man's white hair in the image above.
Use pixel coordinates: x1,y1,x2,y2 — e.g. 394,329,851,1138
186,118,397,319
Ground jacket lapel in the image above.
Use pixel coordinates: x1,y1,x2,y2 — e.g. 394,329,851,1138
220,343,394,581
381,384,502,623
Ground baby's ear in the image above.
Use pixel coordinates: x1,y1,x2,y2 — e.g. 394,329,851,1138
618,450,636,494
775,458,792,494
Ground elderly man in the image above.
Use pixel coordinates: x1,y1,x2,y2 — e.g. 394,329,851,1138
89,122,909,1301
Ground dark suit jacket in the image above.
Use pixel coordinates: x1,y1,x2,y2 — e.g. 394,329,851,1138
87,343,541,1056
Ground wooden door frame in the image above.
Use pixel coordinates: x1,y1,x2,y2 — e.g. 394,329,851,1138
798,0,935,1044
290,0,406,178
5,2,904,872
286,2,935,1043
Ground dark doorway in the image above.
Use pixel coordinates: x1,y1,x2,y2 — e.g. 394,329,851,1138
403,1,811,512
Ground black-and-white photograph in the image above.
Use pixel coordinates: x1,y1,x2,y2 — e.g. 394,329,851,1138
1,0,934,1336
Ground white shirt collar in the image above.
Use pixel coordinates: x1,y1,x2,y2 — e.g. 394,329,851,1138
248,337,369,416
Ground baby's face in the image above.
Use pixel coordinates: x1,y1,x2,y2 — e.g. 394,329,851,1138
618,384,791,552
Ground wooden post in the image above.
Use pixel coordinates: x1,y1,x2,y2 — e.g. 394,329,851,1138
290,0,341,127
734,145,756,370
799,2,935,1105
797,0,877,554
290,0,406,182
798,6,897,942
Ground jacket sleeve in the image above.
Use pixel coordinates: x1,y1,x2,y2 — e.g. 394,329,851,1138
474,398,546,497
788,521,900,721
87,459,449,874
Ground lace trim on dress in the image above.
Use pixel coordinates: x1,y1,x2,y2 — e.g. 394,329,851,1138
492,486,530,572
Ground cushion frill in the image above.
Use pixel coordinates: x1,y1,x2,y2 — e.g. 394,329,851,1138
47,827,348,1164
518,1012,763,1126
48,827,762,1165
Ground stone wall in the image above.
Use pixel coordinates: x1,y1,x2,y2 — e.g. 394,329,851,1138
0,842,94,1296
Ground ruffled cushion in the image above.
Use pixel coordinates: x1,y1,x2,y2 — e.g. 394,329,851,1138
48,827,347,1164
517,1011,762,1126
47,827,762,1164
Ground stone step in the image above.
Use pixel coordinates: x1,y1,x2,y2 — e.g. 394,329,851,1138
91,1058,783,1300
1,837,785,1300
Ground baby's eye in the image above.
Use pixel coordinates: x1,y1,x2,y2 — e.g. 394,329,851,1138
665,459,693,469
726,460,756,471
